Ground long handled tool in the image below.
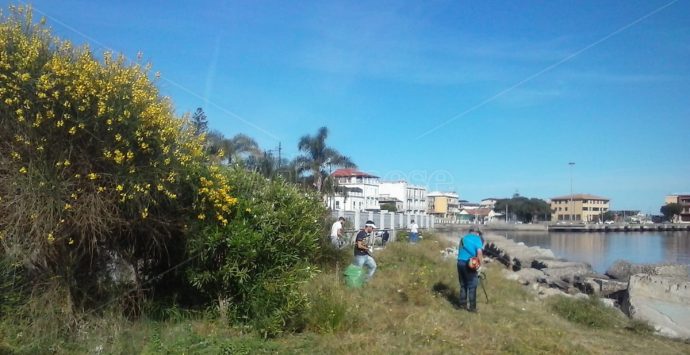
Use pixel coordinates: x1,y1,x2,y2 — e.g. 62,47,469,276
478,270,489,303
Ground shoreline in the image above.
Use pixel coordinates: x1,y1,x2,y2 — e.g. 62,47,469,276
434,222,690,233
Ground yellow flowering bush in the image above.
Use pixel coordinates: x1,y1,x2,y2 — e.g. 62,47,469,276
0,6,235,311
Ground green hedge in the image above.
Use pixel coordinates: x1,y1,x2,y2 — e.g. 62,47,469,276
186,168,326,336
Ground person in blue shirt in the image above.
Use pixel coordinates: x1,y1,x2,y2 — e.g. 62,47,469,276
457,228,484,312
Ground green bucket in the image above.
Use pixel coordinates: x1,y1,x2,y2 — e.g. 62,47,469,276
343,264,365,288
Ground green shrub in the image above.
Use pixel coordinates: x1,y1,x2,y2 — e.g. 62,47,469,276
186,168,326,337
0,6,235,316
303,283,351,333
549,296,624,329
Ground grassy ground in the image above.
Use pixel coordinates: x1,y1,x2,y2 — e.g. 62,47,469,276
2,234,689,354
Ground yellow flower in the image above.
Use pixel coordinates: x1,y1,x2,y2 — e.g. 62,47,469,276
78,123,85,129
56,120,64,127
63,203,72,210
116,184,124,191
10,152,20,160
197,214,206,220
47,233,55,243
74,174,81,178
68,127,77,135
87,173,98,180
63,160,71,167
141,208,148,219
115,133,122,141
68,239,75,245
106,119,113,125
19,167,27,174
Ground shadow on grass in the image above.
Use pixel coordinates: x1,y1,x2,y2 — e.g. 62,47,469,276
432,282,462,309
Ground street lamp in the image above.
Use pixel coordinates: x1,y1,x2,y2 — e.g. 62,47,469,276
568,162,575,222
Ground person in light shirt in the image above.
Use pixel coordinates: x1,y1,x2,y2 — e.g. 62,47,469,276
330,217,345,248
408,219,419,243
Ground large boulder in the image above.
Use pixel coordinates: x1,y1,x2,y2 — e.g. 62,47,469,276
625,274,690,339
483,235,555,272
540,261,594,283
606,260,690,281
576,276,628,297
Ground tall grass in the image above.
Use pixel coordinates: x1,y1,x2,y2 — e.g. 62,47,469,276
1,233,687,354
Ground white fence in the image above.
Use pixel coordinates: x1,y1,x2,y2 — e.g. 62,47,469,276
330,210,435,244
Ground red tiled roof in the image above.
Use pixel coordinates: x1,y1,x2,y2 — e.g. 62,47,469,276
331,168,379,178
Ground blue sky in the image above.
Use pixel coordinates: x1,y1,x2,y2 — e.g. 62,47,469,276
6,0,689,213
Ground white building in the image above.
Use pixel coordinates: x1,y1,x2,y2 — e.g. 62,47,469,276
329,168,380,211
379,181,427,215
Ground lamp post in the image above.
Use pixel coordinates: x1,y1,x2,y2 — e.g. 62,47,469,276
568,162,575,222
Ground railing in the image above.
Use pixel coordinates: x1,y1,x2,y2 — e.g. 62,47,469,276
330,210,435,244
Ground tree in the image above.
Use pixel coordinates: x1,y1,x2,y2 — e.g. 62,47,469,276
380,203,397,212
494,196,551,223
660,203,682,222
0,7,236,317
602,211,615,222
205,131,261,166
294,127,355,193
191,107,208,136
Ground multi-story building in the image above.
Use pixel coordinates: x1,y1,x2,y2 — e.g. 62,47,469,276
330,168,380,211
379,181,427,215
378,195,403,212
427,191,460,219
480,198,500,209
550,194,610,222
664,194,690,223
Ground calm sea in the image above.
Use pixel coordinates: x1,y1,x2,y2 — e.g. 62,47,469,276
442,230,690,274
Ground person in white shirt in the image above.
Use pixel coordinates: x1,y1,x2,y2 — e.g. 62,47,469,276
409,219,419,243
330,217,346,247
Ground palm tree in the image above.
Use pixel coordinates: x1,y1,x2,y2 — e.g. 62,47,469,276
294,127,355,193
205,130,261,166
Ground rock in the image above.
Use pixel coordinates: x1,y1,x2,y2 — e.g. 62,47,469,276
541,263,593,283
606,260,690,281
544,276,571,291
576,276,628,297
625,274,690,340
537,286,568,299
502,269,520,282
514,268,545,285
483,237,554,271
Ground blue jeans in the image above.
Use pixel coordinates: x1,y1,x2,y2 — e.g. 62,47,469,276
457,260,479,310
353,255,377,279
409,232,418,243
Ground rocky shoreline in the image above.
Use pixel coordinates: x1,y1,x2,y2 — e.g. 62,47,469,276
442,233,690,340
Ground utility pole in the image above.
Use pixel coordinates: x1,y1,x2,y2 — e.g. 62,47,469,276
569,162,575,222
277,142,282,169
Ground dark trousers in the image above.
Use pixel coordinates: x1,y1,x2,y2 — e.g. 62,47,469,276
457,260,479,310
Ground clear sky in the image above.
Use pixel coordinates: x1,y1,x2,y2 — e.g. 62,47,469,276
6,0,689,213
